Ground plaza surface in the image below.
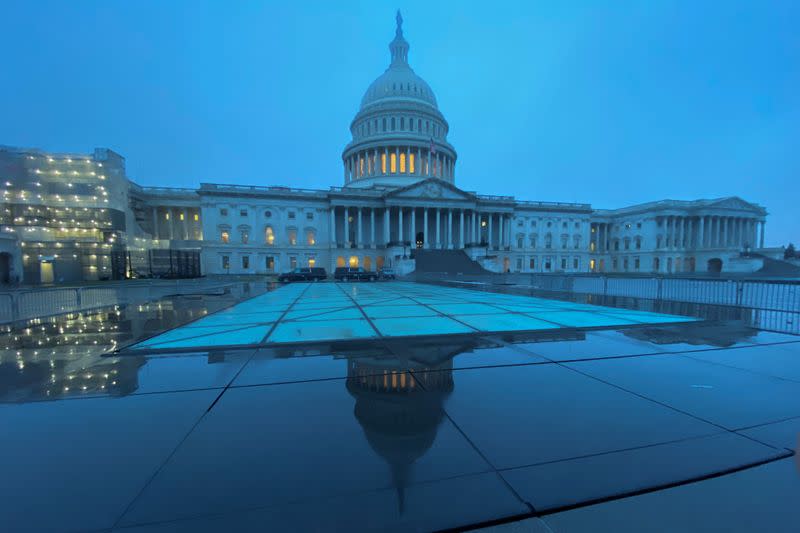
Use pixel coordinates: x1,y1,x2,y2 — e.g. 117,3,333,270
2,282,800,532
126,282,697,352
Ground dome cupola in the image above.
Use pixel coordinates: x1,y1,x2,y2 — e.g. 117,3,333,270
342,11,457,189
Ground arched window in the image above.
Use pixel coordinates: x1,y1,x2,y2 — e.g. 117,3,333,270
265,226,275,245
382,118,387,131
287,228,298,246
400,117,405,130
238,225,251,244
390,153,397,173
410,118,414,131
409,153,415,173
381,153,387,174
391,117,396,131
418,119,422,131
221,230,229,244
306,229,316,246
399,153,406,173
545,233,552,249
426,121,430,133
336,256,346,267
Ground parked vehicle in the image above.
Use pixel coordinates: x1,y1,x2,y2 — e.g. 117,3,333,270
277,267,327,282
333,267,376,281
377,267,396,280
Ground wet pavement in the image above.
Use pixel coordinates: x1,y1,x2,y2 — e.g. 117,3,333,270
1,282,799,532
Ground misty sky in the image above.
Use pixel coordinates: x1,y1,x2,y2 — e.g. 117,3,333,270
1,1,797,246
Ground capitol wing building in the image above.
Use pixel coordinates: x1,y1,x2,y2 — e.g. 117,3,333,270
0,13,769,284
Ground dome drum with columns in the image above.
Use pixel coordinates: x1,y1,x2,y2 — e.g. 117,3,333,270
342,11,457,189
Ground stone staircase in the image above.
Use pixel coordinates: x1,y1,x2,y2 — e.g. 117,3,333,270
412,250,489,276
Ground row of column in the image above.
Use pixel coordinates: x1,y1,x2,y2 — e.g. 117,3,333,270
592,216,765,252
152,206,202,241
344,146,454,182
662,215,763,250
330,206,512,250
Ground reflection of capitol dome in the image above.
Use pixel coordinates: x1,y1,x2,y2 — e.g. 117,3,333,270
342,11,457,189
346,356,453,513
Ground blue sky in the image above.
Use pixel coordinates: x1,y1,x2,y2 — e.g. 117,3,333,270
1,1,797,245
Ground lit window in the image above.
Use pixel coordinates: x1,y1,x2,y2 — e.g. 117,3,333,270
265,256,275,271
308,257,316,267
349,255,359,267
409,153,415,173
381,153,387,174
265,227,274,245
306,230,316,245
288,229,297,245
179,213,185,221
165,213,170,220
290,256,297,269
193,214,199,221
399,153,406,173
390,153,397,173
221,231,229,243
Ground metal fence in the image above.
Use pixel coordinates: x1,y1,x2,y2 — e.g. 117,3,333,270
416,272,800,314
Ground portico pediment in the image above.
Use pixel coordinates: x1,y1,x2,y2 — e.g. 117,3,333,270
385,178,475,202
706,196,764,213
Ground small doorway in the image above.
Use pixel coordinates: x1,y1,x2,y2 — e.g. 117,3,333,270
707,258,723,273
416,232,424,249
0,252,11,284
40,260,54,284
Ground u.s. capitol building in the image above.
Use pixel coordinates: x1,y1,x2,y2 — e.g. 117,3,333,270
0,13,769,284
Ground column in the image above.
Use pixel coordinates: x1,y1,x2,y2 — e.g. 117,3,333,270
759,220,765,248
473,211,478,244
395,147,400,174
411,207,416,246
180,209,188,239
488,214,493,249
384,208,390,244
406,146,411,175
151,208,159,239
329,207,336,246
459,210,464,248
423,208,429,249
370,209,376,248
435,208,441,248
720,217,727,248
398,207,404,243
167,208,174,240
356,207,363,248
499,215,505,248
447,209,453,249
699,216,705,249
343,207,350,248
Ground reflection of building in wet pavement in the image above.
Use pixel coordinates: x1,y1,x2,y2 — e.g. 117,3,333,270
0,301,217,402
623,322,762,348
345,352,454,513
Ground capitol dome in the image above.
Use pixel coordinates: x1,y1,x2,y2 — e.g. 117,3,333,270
342,11,457,189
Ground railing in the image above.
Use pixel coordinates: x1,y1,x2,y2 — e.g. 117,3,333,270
0,279,239,324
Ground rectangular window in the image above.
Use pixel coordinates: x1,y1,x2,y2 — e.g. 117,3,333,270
266,256,274,271
242,255,250,269
288,212,296,220
516,258,523,271
624,240,630,250
399,153,406,173
165,213,170,220
545,257,552,271
409,153,415,173
221,231,229,243
221,255,230,269
193,213,199,221
634,257,641,271
240,209,248,217
290,256,297,269
517,237,523,249
573,257,579,269
381,153,387,173
306,212,314,220
220,208,228,216
179,213,184,221
561,258,567,270
529,257,536,270
623,258,629,271
240,230,249,244
306,230,315,245
288,229,297,245
390,153,397,173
